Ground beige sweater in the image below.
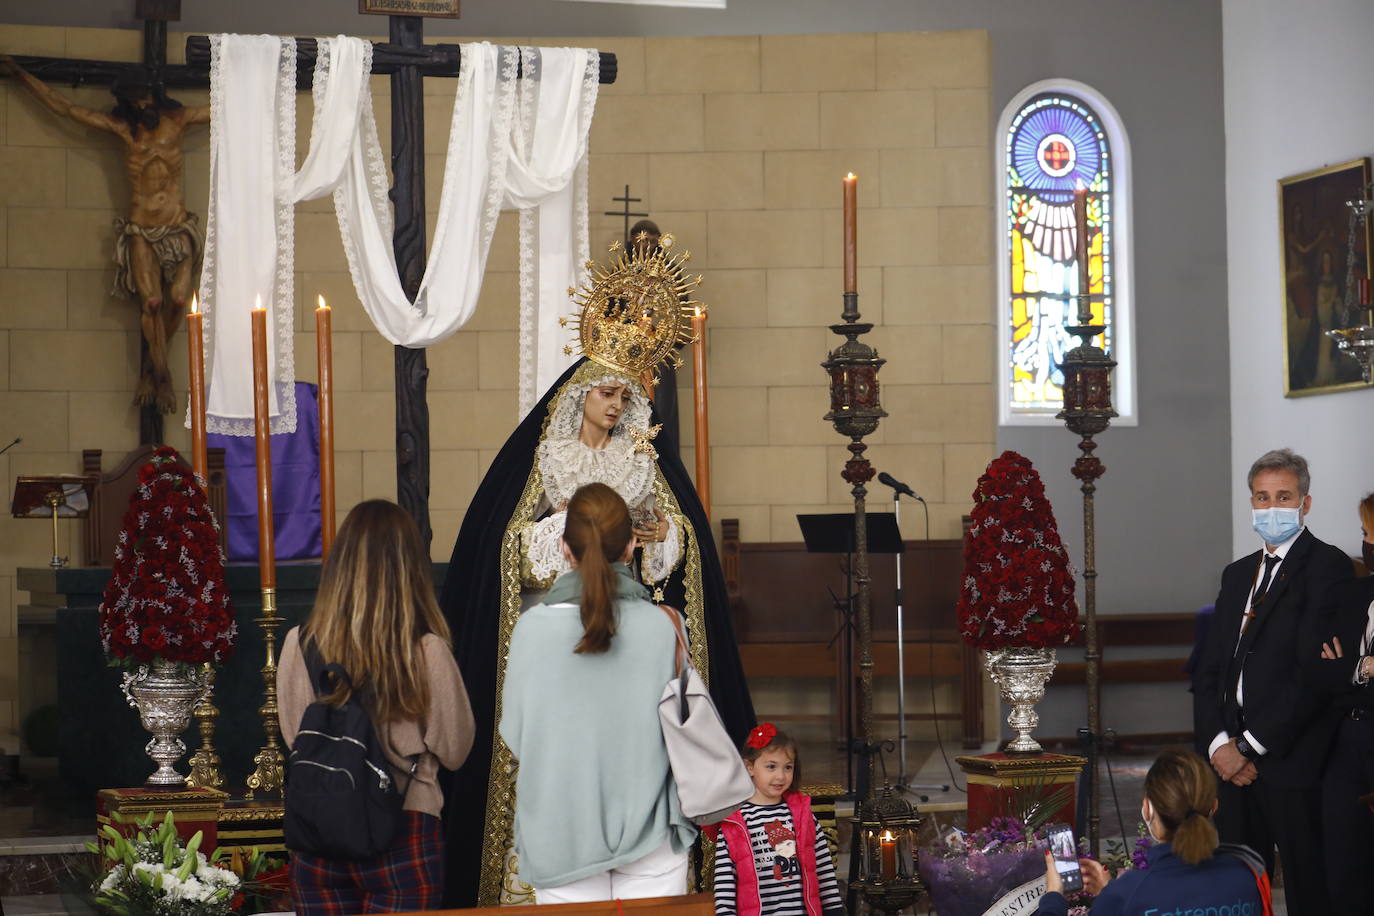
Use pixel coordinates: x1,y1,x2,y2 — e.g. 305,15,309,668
278,627,475,817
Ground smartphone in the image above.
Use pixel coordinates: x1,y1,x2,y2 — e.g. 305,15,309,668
1045,823,1083,894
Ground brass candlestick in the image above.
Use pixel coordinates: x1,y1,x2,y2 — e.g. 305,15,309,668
186,663,223,789
245,587,284,798
1328,186,1374,383
1056,286,1116,858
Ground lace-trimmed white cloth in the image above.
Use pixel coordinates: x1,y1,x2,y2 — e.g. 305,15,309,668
199,34,299,435
198,37,598,435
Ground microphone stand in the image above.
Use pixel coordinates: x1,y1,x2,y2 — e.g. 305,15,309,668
886,484,948,799
894,487,908,788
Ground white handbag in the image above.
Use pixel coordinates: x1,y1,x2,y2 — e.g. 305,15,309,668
656,606,755,825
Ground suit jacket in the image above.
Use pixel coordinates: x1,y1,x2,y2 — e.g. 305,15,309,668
1304,574,1374,714
1193,528,1353,787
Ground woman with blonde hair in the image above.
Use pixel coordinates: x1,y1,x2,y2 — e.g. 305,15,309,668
500,482,696,903
279,499,475,916
1036,750,1269,915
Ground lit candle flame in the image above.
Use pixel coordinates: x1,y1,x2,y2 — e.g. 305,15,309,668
881,830,896,842
317,294,329,311
845,172,857,180
189,294,199,314
254,294,263,312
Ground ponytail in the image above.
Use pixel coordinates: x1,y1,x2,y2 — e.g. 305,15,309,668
562,483,633,654
1170,807,1219,866
1143,750,1220,866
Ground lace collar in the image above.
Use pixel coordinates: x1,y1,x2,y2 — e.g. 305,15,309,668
537,436,656,511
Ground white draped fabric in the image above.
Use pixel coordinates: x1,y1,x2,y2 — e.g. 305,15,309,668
200,35,298,435
198,36,598,435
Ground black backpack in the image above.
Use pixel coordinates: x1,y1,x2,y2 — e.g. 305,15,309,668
282,639,417,859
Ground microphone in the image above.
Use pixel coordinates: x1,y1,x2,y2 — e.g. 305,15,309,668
0,436,19,457
878,471,923,501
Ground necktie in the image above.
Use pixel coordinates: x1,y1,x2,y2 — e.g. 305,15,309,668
1244,554,1281,630
1253,554,1280,605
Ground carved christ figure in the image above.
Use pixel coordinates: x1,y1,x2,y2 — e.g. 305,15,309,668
1,57,209,414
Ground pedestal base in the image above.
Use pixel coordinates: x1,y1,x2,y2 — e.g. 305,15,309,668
216,798,286,855
97,786,228,850
955,753,1086,833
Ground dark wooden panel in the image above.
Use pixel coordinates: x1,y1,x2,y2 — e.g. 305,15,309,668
739,641,966,680
1080,613,1198,646
729,538,965,643
1050,658,1190,686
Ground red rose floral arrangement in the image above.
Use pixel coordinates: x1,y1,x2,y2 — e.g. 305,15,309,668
956,450,1079,649
99,447,236,668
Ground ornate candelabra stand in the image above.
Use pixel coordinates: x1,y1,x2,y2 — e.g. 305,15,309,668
824,287,887,790
826,232,923,910
1055,285,1116,857
185,663,224,789
245,589,285,798
1328,185,1374,383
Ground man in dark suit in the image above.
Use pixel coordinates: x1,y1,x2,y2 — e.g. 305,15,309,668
1308,513,1374,915
1193,448,1353,915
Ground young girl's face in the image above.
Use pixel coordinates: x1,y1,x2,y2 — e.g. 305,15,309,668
746,747,795,805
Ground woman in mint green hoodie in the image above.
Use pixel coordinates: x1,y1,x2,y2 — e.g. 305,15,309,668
500,482,697,903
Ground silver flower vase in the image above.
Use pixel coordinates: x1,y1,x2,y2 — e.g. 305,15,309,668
121,659,210,786
983,647,1057,755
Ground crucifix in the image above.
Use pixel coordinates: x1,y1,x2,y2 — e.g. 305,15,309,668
10,0,617,546
4,0,211,447
605,184,649,244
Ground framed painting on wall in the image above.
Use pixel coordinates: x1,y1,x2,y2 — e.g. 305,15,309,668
1279,158,1373,397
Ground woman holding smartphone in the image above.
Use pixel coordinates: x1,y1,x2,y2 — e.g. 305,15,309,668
1035,751,1270,916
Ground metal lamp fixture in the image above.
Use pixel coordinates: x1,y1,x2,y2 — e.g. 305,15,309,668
852,781,925,913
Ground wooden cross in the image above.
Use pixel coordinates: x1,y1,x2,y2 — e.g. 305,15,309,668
184,25,616,548
604,184,649,246
16,1,617,547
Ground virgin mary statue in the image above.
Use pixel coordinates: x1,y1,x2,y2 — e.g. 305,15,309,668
438,234,756,907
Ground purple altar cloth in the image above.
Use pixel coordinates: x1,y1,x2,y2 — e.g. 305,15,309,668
208,381,322,562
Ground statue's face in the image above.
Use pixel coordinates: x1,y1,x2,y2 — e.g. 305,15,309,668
582,383,631,433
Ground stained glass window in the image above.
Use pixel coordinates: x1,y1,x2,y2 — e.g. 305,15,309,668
1002,89,1131,420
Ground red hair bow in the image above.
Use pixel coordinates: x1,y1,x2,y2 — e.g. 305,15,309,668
746,722,777,749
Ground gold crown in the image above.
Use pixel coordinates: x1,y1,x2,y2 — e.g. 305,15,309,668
562,232,704,378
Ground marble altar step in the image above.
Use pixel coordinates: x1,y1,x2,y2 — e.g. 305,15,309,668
0,893,95,916
0,835,94,902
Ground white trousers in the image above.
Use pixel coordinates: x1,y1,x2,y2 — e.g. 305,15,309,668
535,840,688,904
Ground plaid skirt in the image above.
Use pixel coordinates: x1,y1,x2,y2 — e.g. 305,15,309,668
290,811,443,916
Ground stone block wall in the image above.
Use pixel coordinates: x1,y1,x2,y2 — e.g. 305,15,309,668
0,24,995,744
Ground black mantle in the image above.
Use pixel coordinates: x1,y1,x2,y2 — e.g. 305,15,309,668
19,562,448,796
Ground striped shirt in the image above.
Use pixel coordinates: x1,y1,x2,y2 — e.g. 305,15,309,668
712,801,844,916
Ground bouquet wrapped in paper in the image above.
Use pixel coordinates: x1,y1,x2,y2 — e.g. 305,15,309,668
918,817,1047,916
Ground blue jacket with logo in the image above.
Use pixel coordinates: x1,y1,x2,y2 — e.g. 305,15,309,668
1036,842,1267,916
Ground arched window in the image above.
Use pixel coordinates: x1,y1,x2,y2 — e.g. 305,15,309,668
997,81,1136,425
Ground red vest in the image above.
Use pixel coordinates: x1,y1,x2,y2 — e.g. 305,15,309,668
717,793,824,916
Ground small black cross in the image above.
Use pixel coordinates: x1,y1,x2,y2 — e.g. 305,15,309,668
605,184,649,244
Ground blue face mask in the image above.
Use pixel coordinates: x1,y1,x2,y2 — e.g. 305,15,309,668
1252,507,1303,545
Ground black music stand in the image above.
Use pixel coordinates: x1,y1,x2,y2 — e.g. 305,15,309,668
797,513,903,794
